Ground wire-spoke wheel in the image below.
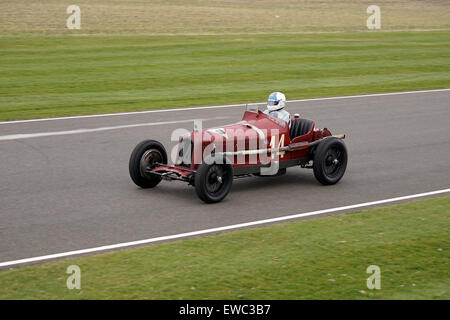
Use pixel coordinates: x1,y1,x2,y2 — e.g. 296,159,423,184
313,137,347,185
129,140,167,188
139,149,163,178
195,160,233,203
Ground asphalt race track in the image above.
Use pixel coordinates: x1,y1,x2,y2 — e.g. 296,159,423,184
1,90,449,264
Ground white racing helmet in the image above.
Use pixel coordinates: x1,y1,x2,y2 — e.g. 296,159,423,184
267,92,286,111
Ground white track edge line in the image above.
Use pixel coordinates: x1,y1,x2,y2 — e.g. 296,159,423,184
0,117,227,141
1,188,449,268
1,88,448,125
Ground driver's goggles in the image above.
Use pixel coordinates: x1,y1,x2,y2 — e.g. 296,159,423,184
267,100,280,106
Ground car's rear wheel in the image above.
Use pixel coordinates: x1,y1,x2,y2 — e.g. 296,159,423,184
129,140,167,188
195,160,233,203
313,137,347,185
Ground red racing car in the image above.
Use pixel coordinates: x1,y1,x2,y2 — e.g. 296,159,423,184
129,105,347,203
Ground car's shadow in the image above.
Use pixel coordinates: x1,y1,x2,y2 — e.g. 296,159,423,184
137,168,320,204
232,169,318,192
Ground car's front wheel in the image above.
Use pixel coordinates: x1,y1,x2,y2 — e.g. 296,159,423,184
313,137,347,185
195,160,233,203
129,140,167,188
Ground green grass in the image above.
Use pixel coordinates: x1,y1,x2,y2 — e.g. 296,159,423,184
0,0,450,35
1,31,449,121
0,196,448,299
2,0,450,35
1,0,449,121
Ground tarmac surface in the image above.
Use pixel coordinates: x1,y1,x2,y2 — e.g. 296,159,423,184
1,90,449,264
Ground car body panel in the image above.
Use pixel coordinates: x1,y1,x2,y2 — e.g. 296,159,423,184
150,108,337,181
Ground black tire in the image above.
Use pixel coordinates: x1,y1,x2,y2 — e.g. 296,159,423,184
313,137,347,185
129,140,167,188
195,158,233,203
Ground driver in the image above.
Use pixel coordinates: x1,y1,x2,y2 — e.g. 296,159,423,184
263,92,290,125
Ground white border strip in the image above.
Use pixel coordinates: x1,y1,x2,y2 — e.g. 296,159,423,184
1,188,448,268
0,117,226,141
1,88,448,125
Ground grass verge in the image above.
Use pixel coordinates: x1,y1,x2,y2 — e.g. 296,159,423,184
1,31,449,121
0,196,448,299
1,0,450,35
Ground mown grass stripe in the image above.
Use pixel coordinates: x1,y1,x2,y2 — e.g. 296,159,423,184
1,32,449,121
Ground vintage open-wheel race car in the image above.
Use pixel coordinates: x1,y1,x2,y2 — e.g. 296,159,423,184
129,104,347,203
